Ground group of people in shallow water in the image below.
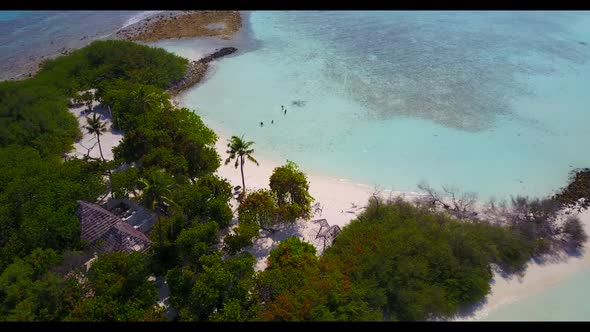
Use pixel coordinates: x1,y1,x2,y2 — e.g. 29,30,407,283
260,104,287,127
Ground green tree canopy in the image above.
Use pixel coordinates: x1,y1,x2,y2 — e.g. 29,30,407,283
66,252,165,321
269,161,314,223
0,249,65,321
168,252,258,321
0,80,79,155
114,102,220,180
173,175,233,228
0,146,105,270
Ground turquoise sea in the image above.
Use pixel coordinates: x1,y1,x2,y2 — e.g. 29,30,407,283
176,11,590,202
483,265,590,320
2,10,590,320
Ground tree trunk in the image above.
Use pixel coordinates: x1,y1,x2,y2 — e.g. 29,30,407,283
158,216,163,249
240,155,246,193
96,134,106,162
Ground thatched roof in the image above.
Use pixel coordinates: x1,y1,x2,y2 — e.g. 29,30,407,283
76,201,152,254
77,201,121,243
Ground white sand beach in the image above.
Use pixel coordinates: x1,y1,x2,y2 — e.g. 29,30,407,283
67,92,123,161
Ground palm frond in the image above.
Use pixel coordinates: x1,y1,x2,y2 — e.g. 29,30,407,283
247,154,260,166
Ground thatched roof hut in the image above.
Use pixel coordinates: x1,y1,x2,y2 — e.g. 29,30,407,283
76,200,152,254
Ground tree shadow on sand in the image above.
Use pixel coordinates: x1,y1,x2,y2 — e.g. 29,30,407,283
246,222,307,265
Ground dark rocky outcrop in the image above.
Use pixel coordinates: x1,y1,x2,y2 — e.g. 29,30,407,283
197,47,237,64
167,47,237,96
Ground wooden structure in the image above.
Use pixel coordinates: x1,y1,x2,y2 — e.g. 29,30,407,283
77,200,152,254
313,218,341,252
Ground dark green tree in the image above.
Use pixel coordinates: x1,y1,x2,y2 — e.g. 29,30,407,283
110,167,141,199
0,249,65,321
81,91,94,114
66,252,165,321
269,161,314,223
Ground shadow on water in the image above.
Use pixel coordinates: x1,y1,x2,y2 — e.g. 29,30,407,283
452,242,588,321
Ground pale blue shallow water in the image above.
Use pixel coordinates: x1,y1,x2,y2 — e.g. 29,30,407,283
483,265,590,321
178,11,590,202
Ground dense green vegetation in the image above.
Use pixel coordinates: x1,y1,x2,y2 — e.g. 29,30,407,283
0,80,80,155
254,198,533,321
0,249,67,321
0,40,187,156
0,40,202,321
225,161,315,254
112,96,220,180
0,38,587,322
255,236,381,321
37,40,187,92
0,146,105,271
65,252,166,321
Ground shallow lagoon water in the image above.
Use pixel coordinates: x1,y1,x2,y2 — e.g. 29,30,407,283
177,11,590,201
483,265,590,320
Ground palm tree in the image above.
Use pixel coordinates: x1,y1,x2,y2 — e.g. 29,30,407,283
138,171,179,248
84,113,107,162
225,135,259,192
81,91,94,114
138,174,176,214
131,86,167,114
